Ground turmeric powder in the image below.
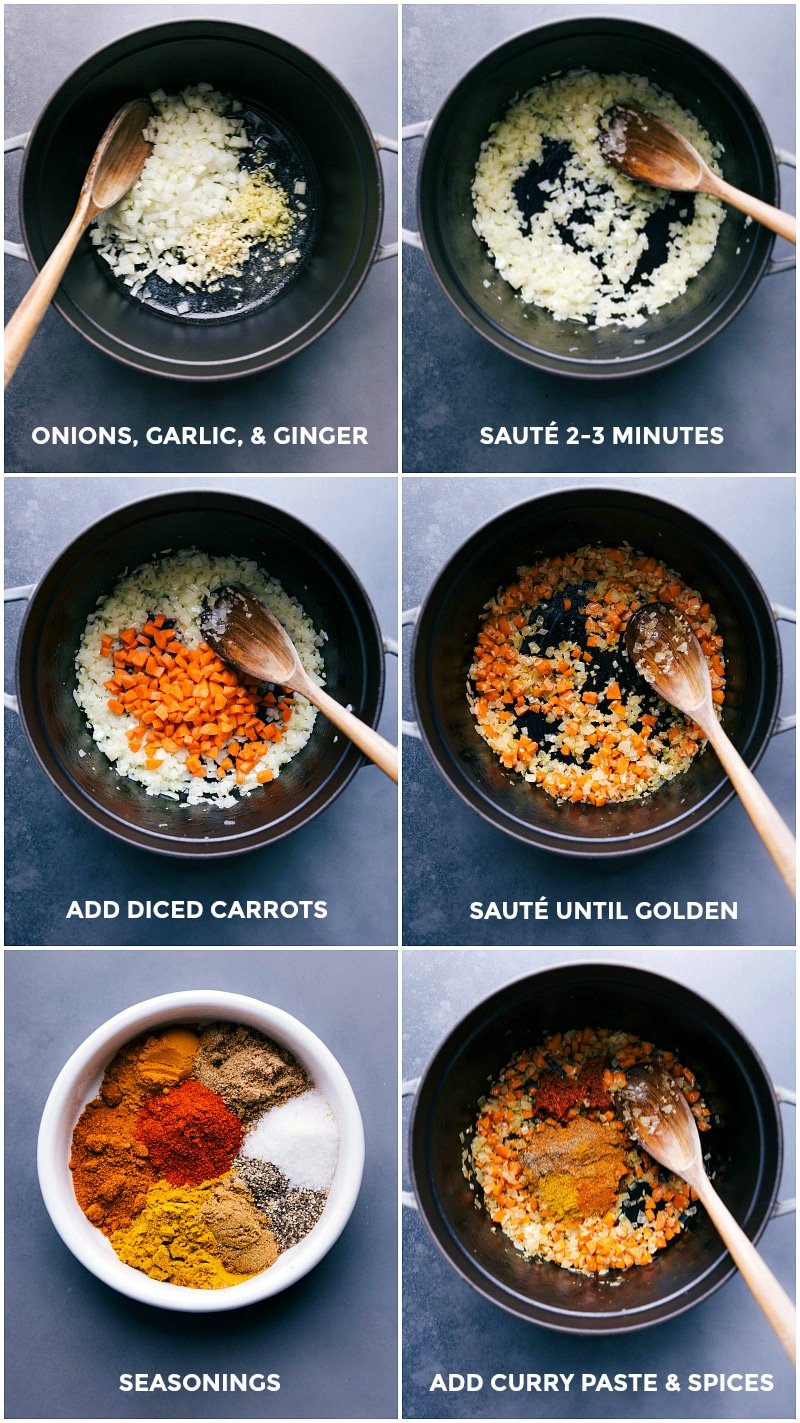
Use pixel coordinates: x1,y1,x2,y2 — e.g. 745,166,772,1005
111,1177,254,1288
100,1027,200,1111
522,1116,629,1221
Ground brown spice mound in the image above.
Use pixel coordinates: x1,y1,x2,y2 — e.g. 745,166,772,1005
199,1176,279,1275
70,1099,158,1234
522,1116,629,1221
193,1023,308,1123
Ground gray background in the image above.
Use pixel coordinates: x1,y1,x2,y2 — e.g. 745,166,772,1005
4,4,398,474
402,947,796,1418
402,4,796,474
5,949,398,1419
402,476,795,946
5,476,398,946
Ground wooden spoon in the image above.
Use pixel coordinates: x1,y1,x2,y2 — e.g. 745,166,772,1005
599,104,796,245
626,603,795,897
201,586,398,783
4,98,153,387
621,1063,796,1363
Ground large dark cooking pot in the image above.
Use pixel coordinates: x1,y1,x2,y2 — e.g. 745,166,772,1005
403,486,795,856
5,20,396,380
5,490,392,857
403,17,795,377
404,961,795,1333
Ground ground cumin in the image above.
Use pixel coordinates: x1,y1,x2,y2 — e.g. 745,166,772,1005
193,1023,308,1123
522,1116,629,1221
199,1176,279,1274
70,1099,158,1234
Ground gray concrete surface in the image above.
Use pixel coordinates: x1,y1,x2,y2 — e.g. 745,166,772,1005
4,5,398,474
4,476,398,946
402,947,796,1418
402,4,796,473
5,949,398,1419
402,476,795,946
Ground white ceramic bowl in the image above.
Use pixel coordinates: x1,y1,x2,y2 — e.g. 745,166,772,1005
37,990,365,1312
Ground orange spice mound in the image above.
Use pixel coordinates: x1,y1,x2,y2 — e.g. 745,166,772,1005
100,615,292,784
70,1099,158,1234
522,1116,629,1221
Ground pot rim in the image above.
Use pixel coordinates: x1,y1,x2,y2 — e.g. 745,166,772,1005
410,483,782,857
407,958,784,1333
14,487,386,858
18,17,385,382
414,14,780,380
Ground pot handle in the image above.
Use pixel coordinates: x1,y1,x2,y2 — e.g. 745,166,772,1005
400,122,431,249
772,603,796,734
400,606,421,739
3,583,34,711
4,132,30,259
373,135,399,262
401,1077,420,1209
772,1085,796,1217
355,631,398,770
766,149,796,275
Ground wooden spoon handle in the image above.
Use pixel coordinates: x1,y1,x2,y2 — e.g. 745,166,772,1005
692,1174,796,1363
704,174,796,245
4,203,94,387
303,682,398,782
704,718,795,897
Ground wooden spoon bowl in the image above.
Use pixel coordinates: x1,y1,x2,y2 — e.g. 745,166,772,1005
622,1063,796,1362
201,586,398,783
599,103,796,244
626,603,795,896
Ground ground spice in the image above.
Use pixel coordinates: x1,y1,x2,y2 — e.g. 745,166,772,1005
193,1023,308,1123
70,1100,158,1234
199,1176,279,1275
533,1057,612,1121
522,1116,629,1221
100,1027,200,1111
111,1177,251,1288
234,1156,328,1251
136,1080,243,1186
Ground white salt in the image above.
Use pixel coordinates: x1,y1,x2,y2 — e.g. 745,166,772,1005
242,1087,339,1189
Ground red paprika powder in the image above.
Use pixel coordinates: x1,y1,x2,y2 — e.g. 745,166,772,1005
136,1079,243,1186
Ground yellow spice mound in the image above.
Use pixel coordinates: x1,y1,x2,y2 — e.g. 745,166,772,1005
111,1177,252,1288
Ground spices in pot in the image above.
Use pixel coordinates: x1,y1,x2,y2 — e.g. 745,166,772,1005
522,1116,629,1221
470,1027,710,1274
533,1055,612,1120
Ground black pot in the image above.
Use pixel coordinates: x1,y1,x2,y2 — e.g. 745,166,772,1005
10,490,387,857
410,17,791,377
12,20,392,380
408,961,788,1333
408,486,785,857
